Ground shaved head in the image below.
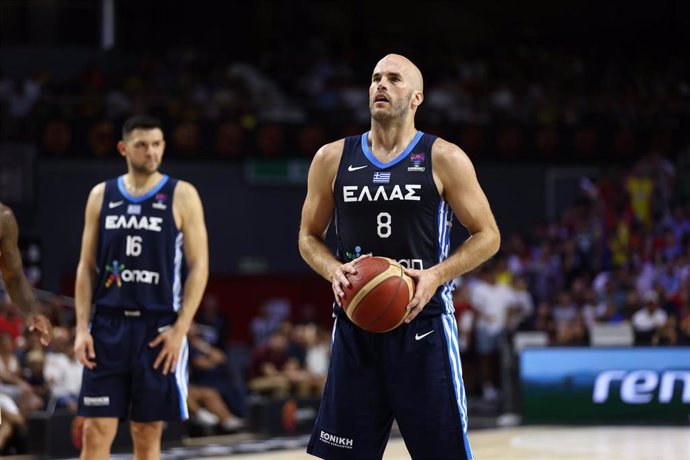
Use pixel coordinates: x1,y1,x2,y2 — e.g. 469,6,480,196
374,54,424,93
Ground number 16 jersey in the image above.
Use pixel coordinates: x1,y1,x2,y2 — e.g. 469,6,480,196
93,175,183,314
333,131,454,318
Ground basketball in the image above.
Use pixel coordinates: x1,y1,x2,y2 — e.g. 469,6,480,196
341,256,415,333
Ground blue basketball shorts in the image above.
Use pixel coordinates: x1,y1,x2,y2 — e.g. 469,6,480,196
77,308,189,422
307,313,473,460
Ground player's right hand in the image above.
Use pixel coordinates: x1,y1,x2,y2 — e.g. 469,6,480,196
330,253,371,306
74,330,97,369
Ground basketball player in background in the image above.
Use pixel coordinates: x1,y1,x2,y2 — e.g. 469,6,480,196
0,202,53,429
0,202,52,345
74,115,208,460
298,54,500,459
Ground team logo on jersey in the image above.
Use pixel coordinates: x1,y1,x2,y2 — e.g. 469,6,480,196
104,259,161,287
344,245,363,261
127,204,141,215
153,193,168,210
104,260,125,288
372,172,391,184
408,152,426,172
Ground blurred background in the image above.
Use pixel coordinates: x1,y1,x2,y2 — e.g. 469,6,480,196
0,0,689,457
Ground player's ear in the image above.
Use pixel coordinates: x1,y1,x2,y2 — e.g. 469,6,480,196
116,140,127,158
411,90,423,109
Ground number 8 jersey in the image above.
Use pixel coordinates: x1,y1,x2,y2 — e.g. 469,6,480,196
334,131,454,318
93,175,184,314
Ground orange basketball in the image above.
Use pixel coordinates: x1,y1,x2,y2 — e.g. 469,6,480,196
341,256,415,333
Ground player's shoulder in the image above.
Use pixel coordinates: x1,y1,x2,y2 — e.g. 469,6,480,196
315,138,346,160
0,202,12,220
311,138,346,170
172,179,198,194
88,182,106,200
0,202,16,233
431,137,473,168
172,179,204,211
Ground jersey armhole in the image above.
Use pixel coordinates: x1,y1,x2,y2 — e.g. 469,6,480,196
427,136,444,201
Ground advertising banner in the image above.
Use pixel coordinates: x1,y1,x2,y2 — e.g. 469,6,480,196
521,347,690,425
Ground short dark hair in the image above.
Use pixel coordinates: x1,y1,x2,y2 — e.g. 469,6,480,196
122,115,162,139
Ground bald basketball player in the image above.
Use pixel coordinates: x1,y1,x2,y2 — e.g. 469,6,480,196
299,54,500,459
0,202,52,346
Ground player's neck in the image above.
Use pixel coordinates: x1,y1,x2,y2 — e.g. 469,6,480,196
369,122,418,160
122,171,163,196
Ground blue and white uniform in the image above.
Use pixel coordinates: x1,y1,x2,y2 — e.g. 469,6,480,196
78,175,189,422
307,132,473,459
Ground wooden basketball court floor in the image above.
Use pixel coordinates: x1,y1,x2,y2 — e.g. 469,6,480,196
201,426,690,460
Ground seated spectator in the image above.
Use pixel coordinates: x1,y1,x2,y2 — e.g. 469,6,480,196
554,312,589,346
187,385,245,432
302,323,329,395
23,350,50,410
0,302,24,341
189,325,247,418
249,298,290,347
0,332,42,414
679,305,690,345
632,291,668,345
0,393,27,454
247,329,315,398
44,327,83,412
195,293,230,350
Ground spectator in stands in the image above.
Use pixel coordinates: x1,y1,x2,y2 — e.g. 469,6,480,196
0,332,42,414
195,293,230,350
186,384,245,432
302,323,329,395
678,305,690,345
632,291,668,344
247,329,314,398
554,312,589,346
470,263,515,401
0,302,24,341
188,324,247,419
249,298,290,346
23,349,50,410
525,241,562,304
533,301,556,343
0,392,26,454
507,275,534,331
44,327,83,412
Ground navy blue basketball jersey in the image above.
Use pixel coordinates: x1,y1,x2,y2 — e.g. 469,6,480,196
93,175,183,313
334,131,454,317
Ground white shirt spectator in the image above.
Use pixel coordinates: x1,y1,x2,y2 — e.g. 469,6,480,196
632,306,667,333
471,280,516,336
44,352,83,399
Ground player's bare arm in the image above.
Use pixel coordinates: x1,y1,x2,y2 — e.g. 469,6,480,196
0,203,52,345
404,139,500,322
74,183,104,368
298,140,370,304
150,180,208,375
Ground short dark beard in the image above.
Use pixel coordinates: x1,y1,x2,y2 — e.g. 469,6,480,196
369,91,412,123
130,160,160,175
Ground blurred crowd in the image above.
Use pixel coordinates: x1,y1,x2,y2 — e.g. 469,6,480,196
0,42,687,159
453,150,690,401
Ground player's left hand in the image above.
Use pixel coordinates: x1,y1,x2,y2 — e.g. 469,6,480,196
149,324,186,375
403,268,442,323
27,313,52,346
